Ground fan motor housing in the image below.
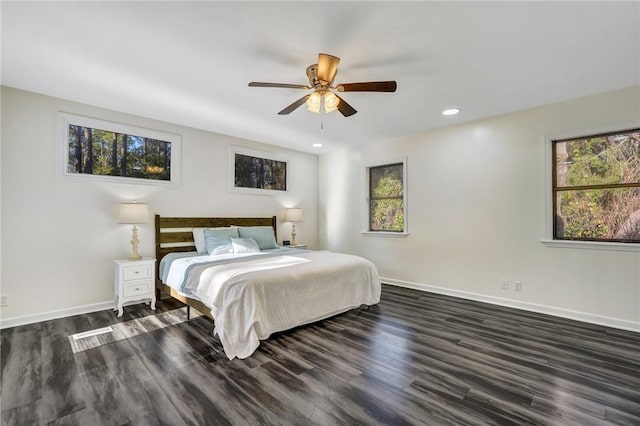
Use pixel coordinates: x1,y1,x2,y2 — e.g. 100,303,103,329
306,64,319,87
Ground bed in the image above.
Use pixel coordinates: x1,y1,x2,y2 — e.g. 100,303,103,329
155,215,381,359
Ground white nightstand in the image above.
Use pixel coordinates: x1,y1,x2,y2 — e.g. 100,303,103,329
290,244,308,249
114,258,156,317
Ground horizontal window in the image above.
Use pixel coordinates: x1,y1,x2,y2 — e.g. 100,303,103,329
61,113,180,185
68,125,172,181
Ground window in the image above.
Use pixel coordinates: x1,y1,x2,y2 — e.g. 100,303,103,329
552,128,640,243
61,113,180,185
366,160,406,233
229,146,288,195
234,153,287,191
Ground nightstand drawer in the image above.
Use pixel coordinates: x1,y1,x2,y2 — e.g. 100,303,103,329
122,264,152,281
123,280,151,298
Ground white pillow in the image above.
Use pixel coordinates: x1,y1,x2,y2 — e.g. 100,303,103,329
231,237,261,253
204,228,240,255
193,227,230,254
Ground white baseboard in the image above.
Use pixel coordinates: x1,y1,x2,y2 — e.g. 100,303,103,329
0,300,114,329
382,277,640,333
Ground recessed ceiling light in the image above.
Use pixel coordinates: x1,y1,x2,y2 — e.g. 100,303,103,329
442,108,460,116
312,143,323,148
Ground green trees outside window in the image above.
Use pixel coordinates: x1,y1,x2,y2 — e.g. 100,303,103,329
553,129,640,242
67,124,172,181
234,153,287,191
369,163,404,232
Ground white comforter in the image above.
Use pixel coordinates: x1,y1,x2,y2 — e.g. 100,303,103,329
171,249,381,359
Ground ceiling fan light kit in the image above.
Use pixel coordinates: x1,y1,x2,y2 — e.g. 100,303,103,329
249,53,397,117
305,89,340,114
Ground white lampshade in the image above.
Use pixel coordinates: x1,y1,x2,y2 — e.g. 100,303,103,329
118,203,149,224
305,92,321,114
284,208,303,222
324,92,340,113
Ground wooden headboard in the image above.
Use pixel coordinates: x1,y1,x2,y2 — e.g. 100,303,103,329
154,214,277,264
154,214,275,317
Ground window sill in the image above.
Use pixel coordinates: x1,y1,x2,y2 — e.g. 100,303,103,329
362,231,409,238
541,239,640,252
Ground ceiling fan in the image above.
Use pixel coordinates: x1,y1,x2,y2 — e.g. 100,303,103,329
248,53,397,117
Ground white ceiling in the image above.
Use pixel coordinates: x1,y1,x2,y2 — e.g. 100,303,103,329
2,1,639,154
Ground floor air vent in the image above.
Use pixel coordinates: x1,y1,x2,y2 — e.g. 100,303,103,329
72,326,114,340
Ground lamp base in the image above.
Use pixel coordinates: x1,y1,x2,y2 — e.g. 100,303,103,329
291,224,297,246
129,225,143,261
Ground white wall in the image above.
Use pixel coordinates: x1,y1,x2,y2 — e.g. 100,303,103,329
319,86,640,331
3,85,638,331
1,86,318,325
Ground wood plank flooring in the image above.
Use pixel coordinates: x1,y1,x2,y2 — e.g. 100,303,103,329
1,285,639,425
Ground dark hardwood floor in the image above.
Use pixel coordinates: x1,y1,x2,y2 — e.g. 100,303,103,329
1,284,639,425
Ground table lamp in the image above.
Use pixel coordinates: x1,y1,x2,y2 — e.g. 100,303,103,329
284,208,303,246
118,202,149,260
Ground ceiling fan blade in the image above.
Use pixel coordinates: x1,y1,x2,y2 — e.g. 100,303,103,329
317,53,340,84
249,82,311,89
334,94,357,117
336,81,397,92
278,95,310,115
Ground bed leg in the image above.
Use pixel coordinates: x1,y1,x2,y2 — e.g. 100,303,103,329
186,305,191,320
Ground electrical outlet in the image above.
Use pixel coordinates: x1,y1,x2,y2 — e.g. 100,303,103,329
0,294,7,307
514,281,522,292
501,279,509,290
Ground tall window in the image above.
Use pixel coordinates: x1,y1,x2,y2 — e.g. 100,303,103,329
552,128,640,242
367,161,406,232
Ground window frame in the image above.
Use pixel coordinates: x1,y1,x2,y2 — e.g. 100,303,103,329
362,157,409,237
60,112,181,186
543,121,640,251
